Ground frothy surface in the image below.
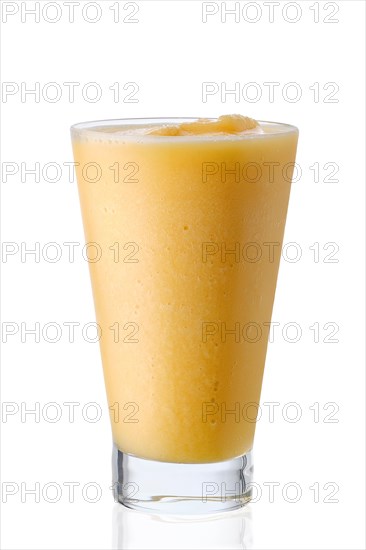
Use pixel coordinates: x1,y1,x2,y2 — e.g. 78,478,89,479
145,115,260,136
71,115,298,143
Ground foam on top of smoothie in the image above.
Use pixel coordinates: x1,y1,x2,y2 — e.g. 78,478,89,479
144,115,260,136
71,115,298,142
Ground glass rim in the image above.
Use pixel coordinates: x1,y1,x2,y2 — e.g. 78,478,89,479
70,117,299,141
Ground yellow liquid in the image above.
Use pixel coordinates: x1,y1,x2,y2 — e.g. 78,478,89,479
71,116,298,463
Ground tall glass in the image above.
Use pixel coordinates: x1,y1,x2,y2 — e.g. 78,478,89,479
71,118,299,514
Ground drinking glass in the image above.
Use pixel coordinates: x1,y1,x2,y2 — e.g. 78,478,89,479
71,117,299,514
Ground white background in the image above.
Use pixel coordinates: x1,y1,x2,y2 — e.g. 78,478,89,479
1,1,365,548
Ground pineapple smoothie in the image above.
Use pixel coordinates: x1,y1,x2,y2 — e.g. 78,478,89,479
71,115,298,464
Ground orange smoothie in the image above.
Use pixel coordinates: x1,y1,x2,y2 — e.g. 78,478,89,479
71,115,298,464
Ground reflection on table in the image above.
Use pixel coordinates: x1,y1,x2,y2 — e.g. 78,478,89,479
112,503,253,549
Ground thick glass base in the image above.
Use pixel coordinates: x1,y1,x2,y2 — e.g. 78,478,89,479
112,445,253,514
